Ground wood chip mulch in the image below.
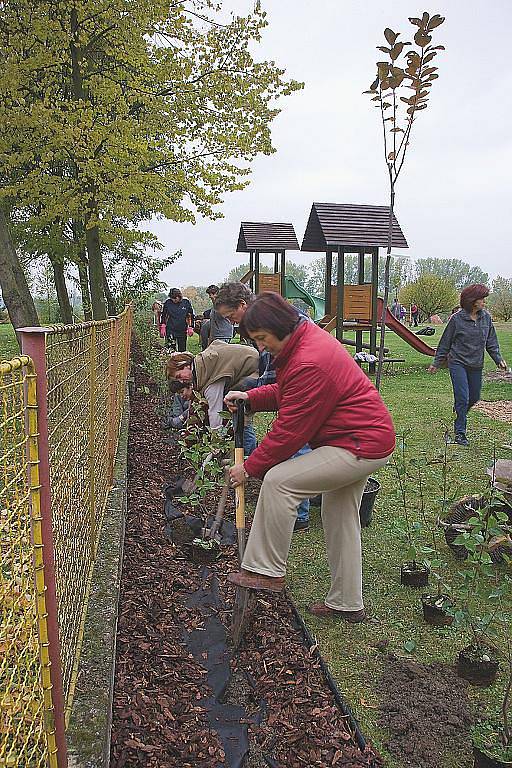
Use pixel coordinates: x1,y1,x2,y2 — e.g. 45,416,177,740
109,355,383,767
474,400,512,423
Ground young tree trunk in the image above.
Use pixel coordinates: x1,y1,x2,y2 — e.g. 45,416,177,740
100,259,118,316
85,223,107,320
375,187,395,391
78,259,92,320
51,258,73,324
72,220,92,320
0,208,39,346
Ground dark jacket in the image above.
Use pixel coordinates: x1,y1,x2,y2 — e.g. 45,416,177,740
161,297,194,335
433,309,503,369
244,321,396,479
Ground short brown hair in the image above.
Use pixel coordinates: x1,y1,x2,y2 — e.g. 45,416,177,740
215,282,253,310
460,284,489,313
240,292,300,340
165,352,193,380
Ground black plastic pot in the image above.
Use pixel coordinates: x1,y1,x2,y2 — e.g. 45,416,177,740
473,744,512,768
359,477,380,528
400,562,429,587
420,594,454,627
458,645,499,686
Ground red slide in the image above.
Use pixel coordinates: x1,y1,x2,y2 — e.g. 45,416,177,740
377,298,436,357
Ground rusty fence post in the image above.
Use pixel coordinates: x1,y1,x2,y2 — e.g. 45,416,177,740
107,318,119,485
88,325,97,557
20,327,69,768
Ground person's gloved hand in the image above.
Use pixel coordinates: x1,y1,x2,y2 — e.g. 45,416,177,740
498,360,508,370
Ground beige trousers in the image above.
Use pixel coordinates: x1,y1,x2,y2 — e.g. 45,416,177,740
242,446,391,611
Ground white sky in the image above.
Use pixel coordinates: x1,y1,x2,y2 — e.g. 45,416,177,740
153,0,512,289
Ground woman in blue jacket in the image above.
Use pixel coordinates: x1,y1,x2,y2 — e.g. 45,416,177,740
428,284,507,446
160,288,194,351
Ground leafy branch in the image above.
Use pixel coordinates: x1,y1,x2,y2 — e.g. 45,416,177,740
365,12,445,390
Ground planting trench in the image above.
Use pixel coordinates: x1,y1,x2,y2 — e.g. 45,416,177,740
109,360,383,767
109,352,476,768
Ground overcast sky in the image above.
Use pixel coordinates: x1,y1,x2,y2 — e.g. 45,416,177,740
153,0,512,290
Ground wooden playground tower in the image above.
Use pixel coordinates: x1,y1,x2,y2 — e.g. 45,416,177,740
236,221,300,295
236,205,408,372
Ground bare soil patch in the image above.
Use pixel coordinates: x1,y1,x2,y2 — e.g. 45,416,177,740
378,654,473,768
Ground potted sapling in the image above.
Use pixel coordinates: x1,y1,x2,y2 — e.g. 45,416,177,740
472,629,512,767
412,450,454,625
452,488,510,686
173,399,233,560
393,435,430,587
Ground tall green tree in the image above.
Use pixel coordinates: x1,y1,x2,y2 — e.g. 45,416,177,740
488,277,512,321
415,258,488,289
0,1,302,319
0,210,39,341
399,273,458,319
365,12,445,389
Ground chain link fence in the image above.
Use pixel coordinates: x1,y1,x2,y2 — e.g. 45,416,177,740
1,306,132,767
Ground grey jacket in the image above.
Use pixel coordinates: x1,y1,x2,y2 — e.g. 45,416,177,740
433,309,502,369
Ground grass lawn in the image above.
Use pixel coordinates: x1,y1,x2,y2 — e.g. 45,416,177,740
279,323,512,767
0,323,19,361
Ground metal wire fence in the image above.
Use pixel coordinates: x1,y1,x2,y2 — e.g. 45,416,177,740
0,356,57,768
1,305,132,767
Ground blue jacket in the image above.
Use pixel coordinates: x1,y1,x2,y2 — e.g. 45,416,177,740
434,309,503,369
161,297,194,335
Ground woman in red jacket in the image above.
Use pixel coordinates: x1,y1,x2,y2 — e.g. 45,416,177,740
225,292,395,622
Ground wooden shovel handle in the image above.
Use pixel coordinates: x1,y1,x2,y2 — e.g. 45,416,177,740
234,399,246,531
234,446,245,531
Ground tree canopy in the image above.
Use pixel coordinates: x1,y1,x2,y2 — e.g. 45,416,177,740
0,0,302,320
415,258,489,290
399,273,458,319
488,277,512,322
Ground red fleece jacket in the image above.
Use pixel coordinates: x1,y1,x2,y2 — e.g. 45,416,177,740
243,321,395,479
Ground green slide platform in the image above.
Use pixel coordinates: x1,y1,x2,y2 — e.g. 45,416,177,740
284,275,325,320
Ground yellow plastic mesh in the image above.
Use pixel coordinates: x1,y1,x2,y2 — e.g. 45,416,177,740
0,357,55,768
44,307,132,718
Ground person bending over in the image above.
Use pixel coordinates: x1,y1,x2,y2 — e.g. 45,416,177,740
166,342,259,456
224,292,395,622
216,281,312,532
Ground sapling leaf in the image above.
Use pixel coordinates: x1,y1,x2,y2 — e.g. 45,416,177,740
384,28,398,45
403,639,416,653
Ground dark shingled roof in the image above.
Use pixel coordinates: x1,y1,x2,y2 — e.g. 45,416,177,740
301,203,408,251
236,222,299,252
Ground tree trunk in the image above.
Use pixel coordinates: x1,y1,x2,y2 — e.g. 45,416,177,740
78,259,92,320
51,259,73,324
85,223,107,320
72,220,92,320
0,208,39,346
375,186,395,391
100,259,118,316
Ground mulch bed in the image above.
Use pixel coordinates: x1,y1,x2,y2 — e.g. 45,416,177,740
109,354,383,767
474,399,512,424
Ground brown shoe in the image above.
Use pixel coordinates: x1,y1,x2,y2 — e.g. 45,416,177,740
307,602,366,622
227,569,285,593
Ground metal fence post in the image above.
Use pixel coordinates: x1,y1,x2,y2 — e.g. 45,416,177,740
89,324,97,556
20,327,69,768
107,318,119,485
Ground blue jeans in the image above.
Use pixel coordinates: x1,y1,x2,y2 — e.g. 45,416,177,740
243,424,257,457
294,444,311,521
449,363,483,436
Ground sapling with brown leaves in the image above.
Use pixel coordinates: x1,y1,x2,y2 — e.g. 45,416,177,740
365,12,445,390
